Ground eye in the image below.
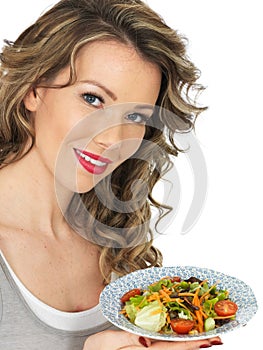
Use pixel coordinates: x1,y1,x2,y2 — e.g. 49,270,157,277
82,93,104,107
125,112,149,124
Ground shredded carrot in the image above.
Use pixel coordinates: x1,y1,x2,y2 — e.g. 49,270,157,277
162,285,172,295
178,292,195,297
200,281,219,303
176,300,196,320
192,286,200,305
192,287,204,332
147,292,164,308
200,308,208,320
213,315,235,319
147,292,160,302
200,279,208,286
151,309,163,316
159,289,171,302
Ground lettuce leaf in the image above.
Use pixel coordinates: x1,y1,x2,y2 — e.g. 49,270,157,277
129,295,148,308
134,300,167,332
148,279,173,292
125,303,138,323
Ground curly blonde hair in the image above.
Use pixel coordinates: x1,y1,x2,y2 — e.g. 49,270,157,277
0,0,206,282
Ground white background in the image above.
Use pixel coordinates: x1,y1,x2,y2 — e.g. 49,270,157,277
0,1,262,349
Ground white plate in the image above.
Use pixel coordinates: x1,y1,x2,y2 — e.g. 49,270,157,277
99,266,258,341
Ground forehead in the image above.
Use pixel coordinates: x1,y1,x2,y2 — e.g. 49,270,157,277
76,40,159,73
74,40,162,104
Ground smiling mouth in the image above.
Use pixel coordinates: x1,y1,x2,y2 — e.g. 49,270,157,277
74,148,112,175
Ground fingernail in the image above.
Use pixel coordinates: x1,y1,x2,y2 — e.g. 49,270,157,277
199,344,212,348
139,336,149,348
210,340,223,346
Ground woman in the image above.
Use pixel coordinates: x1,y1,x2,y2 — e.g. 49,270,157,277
0,0,222,348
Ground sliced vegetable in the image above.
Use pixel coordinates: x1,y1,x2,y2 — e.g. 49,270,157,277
170,276,181,283
170,319,195,334
214,300,238,317
120,288,141,303
204,317,215,331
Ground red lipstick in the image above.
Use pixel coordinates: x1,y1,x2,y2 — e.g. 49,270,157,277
74,148,112,175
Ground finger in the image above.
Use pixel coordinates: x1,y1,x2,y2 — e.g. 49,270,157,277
149,339,213,350
209,337,223,346
117,347,150,350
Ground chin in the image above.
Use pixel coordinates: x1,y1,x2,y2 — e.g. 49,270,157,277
74,178,99,194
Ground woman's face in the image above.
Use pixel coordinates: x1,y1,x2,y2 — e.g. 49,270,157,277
24,40,161,193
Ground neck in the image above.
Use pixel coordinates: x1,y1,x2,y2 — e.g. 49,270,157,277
0,148,74,236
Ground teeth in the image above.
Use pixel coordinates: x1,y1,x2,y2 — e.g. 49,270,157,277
76,150,107,167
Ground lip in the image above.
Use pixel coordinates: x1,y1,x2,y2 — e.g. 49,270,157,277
74,148,113,175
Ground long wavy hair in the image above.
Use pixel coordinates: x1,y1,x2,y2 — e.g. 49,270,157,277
0,0,206,282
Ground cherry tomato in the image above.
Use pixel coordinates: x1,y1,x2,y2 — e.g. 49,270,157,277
214,300,238,317
170,319,195,334
120,288,141,303
170,276,181,283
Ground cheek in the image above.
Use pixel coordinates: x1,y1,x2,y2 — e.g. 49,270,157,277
119,125,145,159
34,117,68,157
34,101,80,147
123,124,145,140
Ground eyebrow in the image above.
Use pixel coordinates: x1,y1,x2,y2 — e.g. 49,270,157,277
135,104,155,111
134,104,155,115
79,79,117,101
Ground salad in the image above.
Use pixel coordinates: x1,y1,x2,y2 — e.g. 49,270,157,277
120,276,238,335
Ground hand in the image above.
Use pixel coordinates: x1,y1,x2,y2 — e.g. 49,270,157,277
83,330,223,349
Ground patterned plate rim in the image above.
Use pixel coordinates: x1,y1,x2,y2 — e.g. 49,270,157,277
99,266,258,341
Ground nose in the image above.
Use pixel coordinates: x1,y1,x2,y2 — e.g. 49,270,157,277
93,124,123,150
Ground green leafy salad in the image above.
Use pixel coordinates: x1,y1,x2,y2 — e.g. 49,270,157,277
120,276,238,335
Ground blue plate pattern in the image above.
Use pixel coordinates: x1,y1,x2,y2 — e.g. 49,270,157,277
99,266,258,341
